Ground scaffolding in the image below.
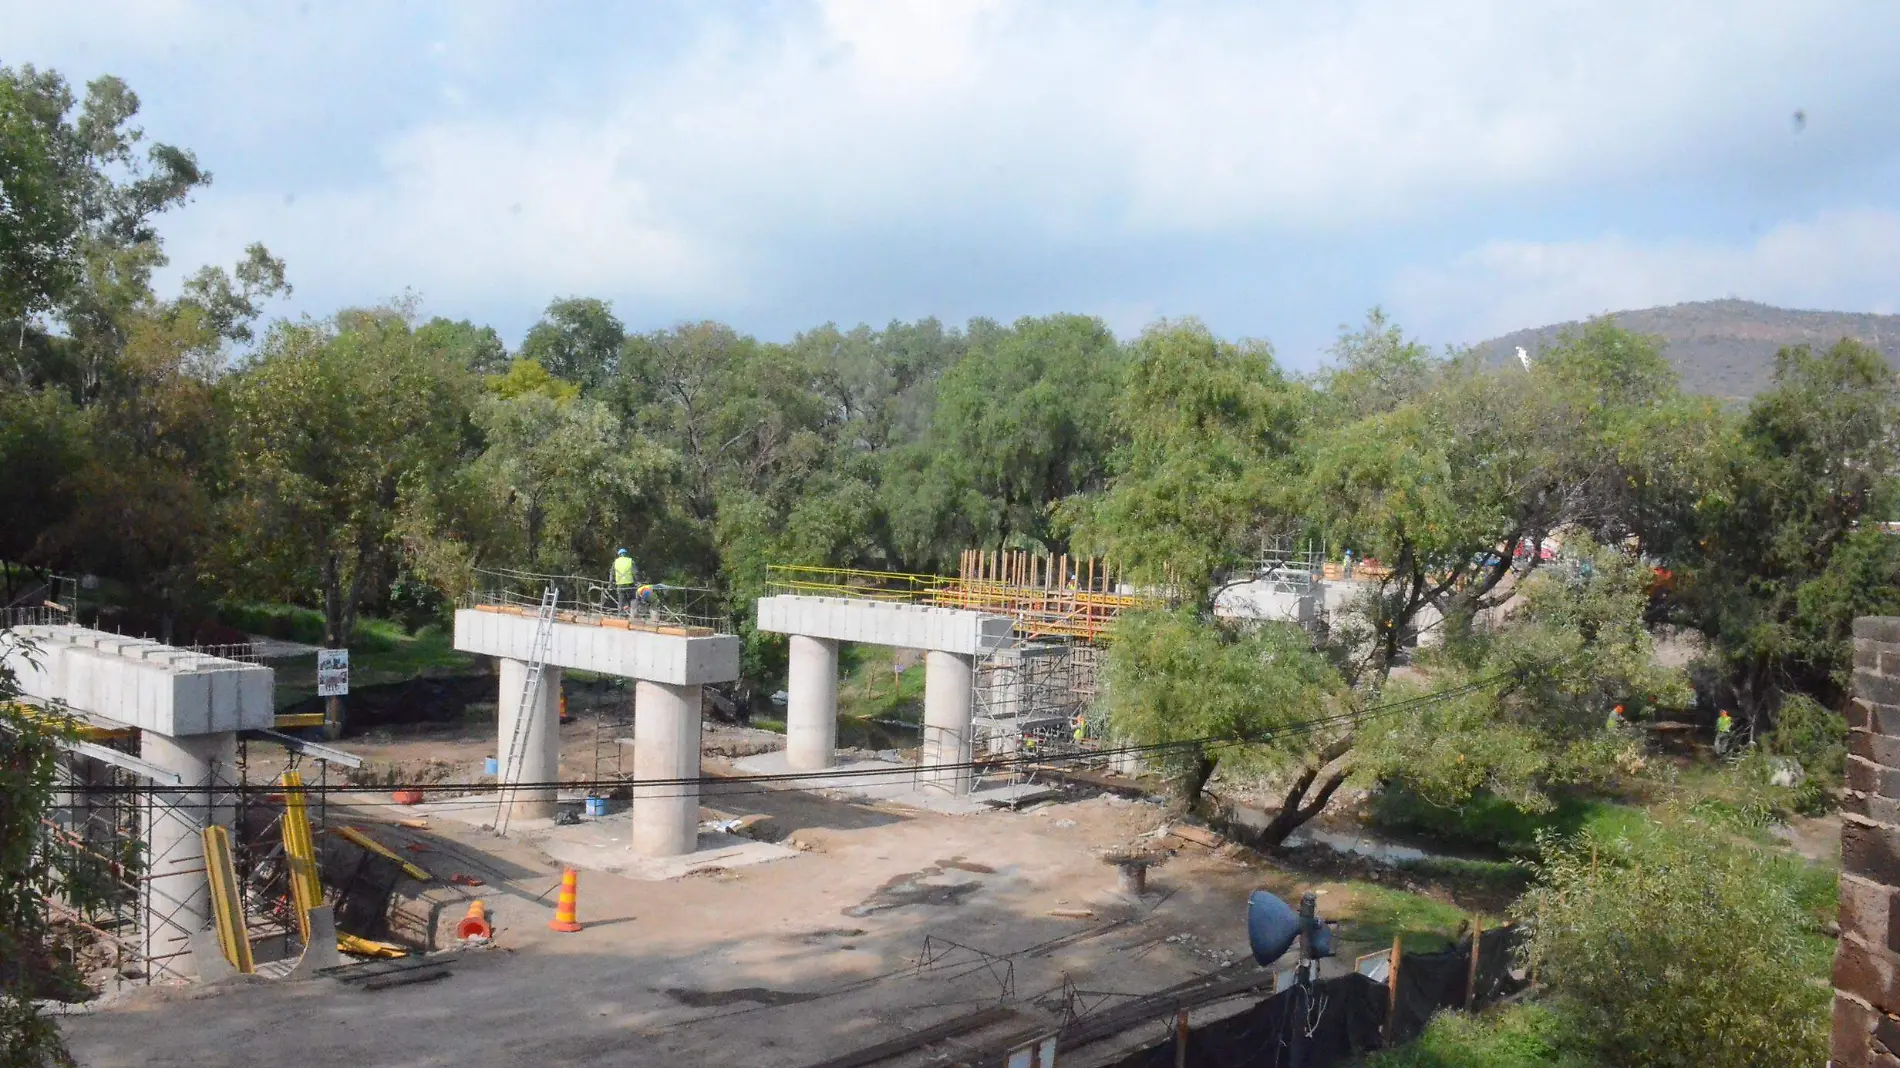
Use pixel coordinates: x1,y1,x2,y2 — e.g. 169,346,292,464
766,551,1165,643
31,719,342,992
1256,535,1323,590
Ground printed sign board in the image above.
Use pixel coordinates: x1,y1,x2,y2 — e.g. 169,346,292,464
316,648,350,697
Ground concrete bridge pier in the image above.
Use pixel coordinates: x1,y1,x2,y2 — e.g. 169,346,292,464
496,658,563,820
139,730,238,978
786,635,840,771
632,680,703,856
920,651,975,794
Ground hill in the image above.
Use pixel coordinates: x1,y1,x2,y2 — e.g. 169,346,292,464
1472,299,1900,400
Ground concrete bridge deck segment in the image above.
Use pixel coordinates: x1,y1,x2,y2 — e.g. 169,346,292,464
755,595,1017,795
451,606,742,859
7,624,273,736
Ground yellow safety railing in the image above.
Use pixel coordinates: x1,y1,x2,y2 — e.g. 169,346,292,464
764,565,950,603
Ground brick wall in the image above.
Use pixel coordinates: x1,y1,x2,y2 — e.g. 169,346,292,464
1836,617,1900,1066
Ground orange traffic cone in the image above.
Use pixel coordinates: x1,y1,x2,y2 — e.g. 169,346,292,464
549,868,583,932
456,900,492,940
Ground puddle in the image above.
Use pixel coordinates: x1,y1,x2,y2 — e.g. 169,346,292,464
844,864,989,917
1226,807,1439,866
662,986,824,1007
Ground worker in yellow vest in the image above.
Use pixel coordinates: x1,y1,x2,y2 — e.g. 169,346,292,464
1071,713,1087,746
611,549,636,613
1605,704,1627,732
1715,709,1735,756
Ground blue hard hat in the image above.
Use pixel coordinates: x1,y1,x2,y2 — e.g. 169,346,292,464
617,548,629,556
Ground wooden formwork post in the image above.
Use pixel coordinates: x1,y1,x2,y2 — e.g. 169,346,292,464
1466,919,1483,1008
1384,934,1403,1043
1173,1008,1189,1068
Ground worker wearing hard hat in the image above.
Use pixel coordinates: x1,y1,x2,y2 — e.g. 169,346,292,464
611,549,636,613
1605,704,1627,732
1715,709,1735,756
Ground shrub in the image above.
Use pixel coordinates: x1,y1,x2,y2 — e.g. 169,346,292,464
1361,1003,1596,1067
1512,811,1829,1068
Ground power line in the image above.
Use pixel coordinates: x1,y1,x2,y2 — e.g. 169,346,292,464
38,656,1556,803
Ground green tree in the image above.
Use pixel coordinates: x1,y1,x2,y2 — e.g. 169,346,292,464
519,297,624,391
0,632,78,1067
1103,609,1347,827
471,366,678,576
1065,319,1309,597
1676,338,1900,715
221,309,479,715
884,314,1122,567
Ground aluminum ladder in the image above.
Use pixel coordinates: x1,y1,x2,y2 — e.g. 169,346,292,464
494,584,559,835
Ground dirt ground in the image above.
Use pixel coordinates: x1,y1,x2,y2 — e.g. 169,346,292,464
59,712,1412,1068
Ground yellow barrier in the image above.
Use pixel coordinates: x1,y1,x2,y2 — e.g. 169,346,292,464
280,770,323,943
202,824,254,974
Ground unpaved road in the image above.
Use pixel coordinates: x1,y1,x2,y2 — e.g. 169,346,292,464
59,785,1372,1068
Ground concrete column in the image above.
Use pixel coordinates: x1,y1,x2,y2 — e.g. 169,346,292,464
921,651,975,795
633,680,702,856
139,730,236,979
786,635,839,771
497,659,562,820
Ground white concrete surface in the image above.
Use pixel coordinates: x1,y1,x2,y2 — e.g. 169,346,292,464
1213,580,1317,625
139,730,237,979
497,659,561,820
785,635,839,771
732,751,1058,814
537,826,795,881
453,608,741,686
920,651,975,795
632,680,702,857
755,596,1014,656
6,626,272,737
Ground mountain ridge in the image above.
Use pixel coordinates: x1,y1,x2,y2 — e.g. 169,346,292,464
1470,299,1900,399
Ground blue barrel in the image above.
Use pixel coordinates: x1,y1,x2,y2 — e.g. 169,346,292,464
483,756,498,776
585,796,608,817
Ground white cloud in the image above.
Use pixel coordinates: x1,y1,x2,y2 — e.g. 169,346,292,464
11,0,1900,338
1389,208,1900,343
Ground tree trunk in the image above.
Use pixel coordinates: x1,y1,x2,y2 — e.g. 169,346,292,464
1254,736,1354,848
1182,750,1219,812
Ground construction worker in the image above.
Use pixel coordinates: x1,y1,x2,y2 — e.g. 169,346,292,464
1071,713,1087,746
1605,704,1627,732
611,548,635,613
1715,709,1735,756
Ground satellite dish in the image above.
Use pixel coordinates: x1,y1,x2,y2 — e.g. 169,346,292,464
1247,890,1302,965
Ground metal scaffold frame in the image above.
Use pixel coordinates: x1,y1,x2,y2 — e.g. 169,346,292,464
35,720,342,992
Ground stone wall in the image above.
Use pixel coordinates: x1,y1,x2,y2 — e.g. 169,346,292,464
1835,616,1900,1066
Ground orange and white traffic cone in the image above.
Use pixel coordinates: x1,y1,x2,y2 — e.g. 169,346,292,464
549,868,583,933
456,900,493,940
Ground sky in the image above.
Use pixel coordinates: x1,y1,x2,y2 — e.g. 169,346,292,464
10,1,1900,367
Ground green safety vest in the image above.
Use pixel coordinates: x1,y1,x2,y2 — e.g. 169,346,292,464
1716,715,1733,734
612,557,635,586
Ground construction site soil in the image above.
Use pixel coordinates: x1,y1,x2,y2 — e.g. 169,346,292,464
53,712,1492,1068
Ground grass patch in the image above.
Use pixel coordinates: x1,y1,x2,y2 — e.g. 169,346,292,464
1371,786,1649,858
1359,1003,1598,1068
1332,882,1486,952
751,717,786,734
836,645,925,723
270,621,475,709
